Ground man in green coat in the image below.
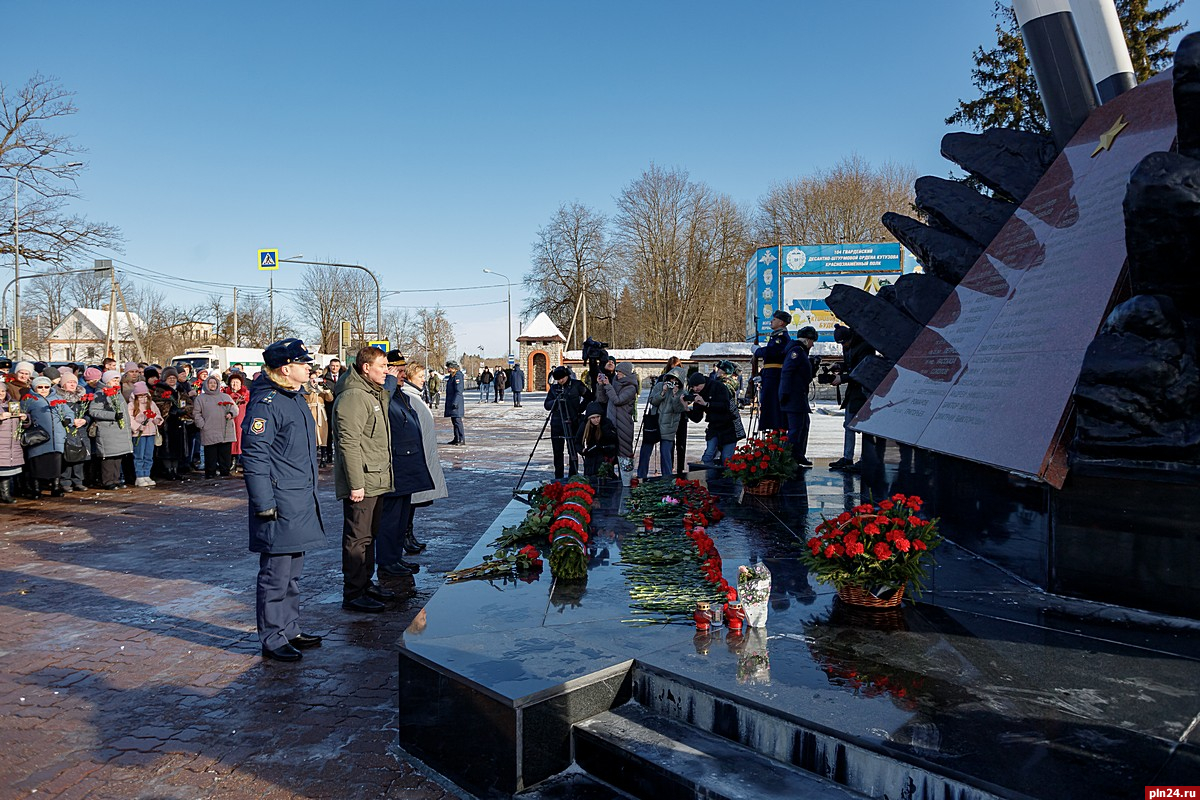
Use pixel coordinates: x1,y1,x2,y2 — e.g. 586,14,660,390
332,346,397,613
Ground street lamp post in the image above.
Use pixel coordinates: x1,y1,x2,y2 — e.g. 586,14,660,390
281,256,382,343
482,268,512,365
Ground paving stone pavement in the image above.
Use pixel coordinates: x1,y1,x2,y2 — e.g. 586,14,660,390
0,394,845,799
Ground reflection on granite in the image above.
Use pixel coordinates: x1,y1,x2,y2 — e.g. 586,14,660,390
400,472,1200,798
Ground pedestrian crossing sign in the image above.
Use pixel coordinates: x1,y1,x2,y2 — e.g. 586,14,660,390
258,249,279,271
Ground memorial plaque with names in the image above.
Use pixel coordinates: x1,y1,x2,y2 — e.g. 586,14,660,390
851,73,1178,488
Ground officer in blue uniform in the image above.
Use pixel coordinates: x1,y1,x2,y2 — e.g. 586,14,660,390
753,310,792,432
780,325,819,469
443,360,466,444
242,338,326,662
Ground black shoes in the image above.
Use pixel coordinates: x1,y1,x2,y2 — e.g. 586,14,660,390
289,633,323,649
797,457,814,468
262,642,303,662
366,583,396,601
342,595,386,613
101,483,120,490
379,559,419,577
442,440,464,446
829,458,859,472
403,532,427,555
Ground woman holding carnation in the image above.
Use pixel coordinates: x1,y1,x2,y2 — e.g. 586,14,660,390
129,381,160,487
193,375,237,478
55,370,92,492
87,370,134,490
153,367,193,481
224,372,250,473
21,375,67,497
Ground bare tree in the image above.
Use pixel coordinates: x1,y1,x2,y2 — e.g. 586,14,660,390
523,202,615,347
0,75,122,267
415,306,455,369
754,155,916,246
612,164,753,348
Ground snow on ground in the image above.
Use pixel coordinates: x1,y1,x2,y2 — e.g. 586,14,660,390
431,389,851,480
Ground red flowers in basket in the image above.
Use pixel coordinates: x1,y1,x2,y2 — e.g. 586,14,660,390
723,431,797,486
801,494,942,596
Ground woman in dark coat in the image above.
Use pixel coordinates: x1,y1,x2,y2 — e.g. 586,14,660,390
152,367,193,480
443,361,466,444
578,401,618,478
21,376,67,496
376,354,434,577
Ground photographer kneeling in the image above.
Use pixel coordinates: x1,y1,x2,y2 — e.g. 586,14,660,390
683,371,740,467
544,366,590,479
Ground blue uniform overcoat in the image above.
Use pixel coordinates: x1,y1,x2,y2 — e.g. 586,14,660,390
444,370,465,418
383,375,435,497
779,339,814,414
510,367,526,393
242,373,326,555
754,328,790,430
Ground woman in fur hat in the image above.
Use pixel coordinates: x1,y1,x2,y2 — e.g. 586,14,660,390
55,370,93,492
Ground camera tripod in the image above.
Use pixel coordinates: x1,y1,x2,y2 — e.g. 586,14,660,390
513,390,581,494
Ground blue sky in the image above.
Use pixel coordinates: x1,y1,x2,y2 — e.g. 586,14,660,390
10,1,1188,357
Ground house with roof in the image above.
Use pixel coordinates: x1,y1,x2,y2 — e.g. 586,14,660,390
45,307,146,363
516,312,567,391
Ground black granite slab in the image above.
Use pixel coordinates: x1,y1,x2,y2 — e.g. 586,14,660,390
399,472,1200,798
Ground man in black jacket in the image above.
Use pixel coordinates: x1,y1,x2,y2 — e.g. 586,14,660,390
544,366,590,478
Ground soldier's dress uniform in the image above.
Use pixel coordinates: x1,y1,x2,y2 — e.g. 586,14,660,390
779,329,817,465
242,339,325,662
753,312,792,432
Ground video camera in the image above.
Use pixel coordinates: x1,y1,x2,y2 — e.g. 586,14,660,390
815,362,846,385
581,337,609,364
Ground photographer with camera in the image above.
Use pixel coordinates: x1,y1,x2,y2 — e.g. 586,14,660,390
578,401,618,478
780,325,819,468
637,366,686,479
683,370,741,467
595,360,638,472
544,365,591,479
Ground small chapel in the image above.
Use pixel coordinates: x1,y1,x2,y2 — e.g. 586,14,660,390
516,312,566,391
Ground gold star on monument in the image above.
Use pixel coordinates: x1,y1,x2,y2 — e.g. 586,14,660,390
1091,115,1130,157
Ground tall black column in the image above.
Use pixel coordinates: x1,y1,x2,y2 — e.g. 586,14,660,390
1014,0,1100,148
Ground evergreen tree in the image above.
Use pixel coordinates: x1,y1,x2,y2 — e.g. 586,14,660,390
1118,0,1187,81
945,2,1048,133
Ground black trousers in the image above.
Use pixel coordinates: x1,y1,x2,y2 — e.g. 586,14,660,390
552,435,578,479
376,494,412,568
342,496,384,599
204,442,233,476
785,411,811,462
100,456,123,487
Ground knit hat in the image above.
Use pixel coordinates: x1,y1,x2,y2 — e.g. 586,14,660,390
132,381,149,395
687,372,708,387
585,401,605,417
84,367,102,382
15,361,35,375
31,376,52,388
551,366,570,380
59,370,78,387
615,361,634,376
101,370,121,384
42,366,61,381
123,361,139,372
33,361,47,374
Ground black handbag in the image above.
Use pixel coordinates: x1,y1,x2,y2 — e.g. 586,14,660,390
20,422,50,448
63,433,89,464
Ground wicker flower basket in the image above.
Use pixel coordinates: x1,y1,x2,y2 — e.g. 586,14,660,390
837,584,905,609
743,479,780,496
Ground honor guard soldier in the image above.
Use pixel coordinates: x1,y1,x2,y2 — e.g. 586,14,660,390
780,325,819,468
241,338,326,662
754,310,792,432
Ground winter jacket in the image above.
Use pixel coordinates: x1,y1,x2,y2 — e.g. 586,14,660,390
402,380,448,505
304,382,334,447
509,367,525,393
687,376,738,446
544,377,591,437
443,370,465,418
650,367,688,440
193,385,238,446
779,340,814,415
54,384,93,461
596,361,638,459
332,366,394,499
0,409,23,469
241,372,326,554
382,375,435,498
495,370,507,390
88,388,135,457
224,383,250,455
129,395,162,439
21,390,67,458
153,380,193,462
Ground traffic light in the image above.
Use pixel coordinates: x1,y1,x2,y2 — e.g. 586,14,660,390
0,327,9,350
